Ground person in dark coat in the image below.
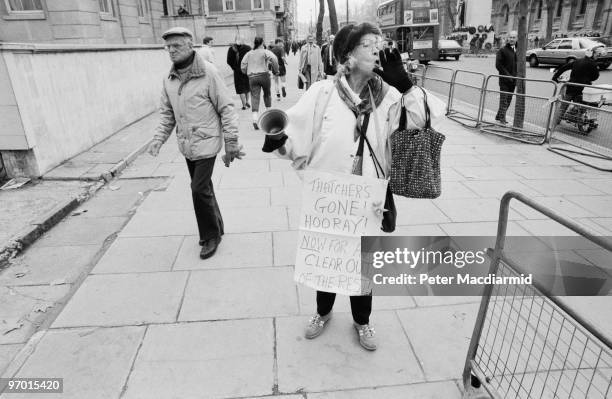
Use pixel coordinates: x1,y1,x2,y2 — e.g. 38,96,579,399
227,36,251,110
552,48,600,124
495,31,518,124
321,34,337,77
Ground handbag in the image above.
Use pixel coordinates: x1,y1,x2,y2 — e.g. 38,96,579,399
354,114,396,233
390,87,445,198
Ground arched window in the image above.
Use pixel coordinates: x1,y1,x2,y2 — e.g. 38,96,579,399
502,4,510,25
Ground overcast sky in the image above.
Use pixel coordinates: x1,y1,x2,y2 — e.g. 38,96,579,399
296,0,368,23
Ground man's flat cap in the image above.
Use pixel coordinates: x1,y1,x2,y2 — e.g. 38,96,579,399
162,27,194,40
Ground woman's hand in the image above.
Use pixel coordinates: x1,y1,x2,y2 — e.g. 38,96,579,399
373,48,413,93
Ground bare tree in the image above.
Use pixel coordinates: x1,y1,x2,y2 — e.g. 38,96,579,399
514,0,529,129
544,0,555,43
316,0,325,45
328,0,339,34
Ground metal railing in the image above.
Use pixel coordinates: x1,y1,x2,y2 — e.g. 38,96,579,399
479,75,558,145
447,69,487,128
421,64,455,108
463,191,612,399
548,82,612,171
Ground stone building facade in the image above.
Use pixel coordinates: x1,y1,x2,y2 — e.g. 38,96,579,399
0,0,294,45
491,0,611,44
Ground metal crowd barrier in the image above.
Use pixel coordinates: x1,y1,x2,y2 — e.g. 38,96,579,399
479,75,558,145
548,82,612,171
463,191,612,399
447,69,487,128
420,65,454,109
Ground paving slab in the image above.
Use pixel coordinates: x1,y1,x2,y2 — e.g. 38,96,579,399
52,272,188,328
394,199,452,225
438,221,530,237
216,188,271,208
0,285,71,344
123,319,274,399
273,230,298,266
223,206,289,233
37,216,127,247
513,197,595,219
76,192,142,218
0,344,22,375
441,154,488,167
565,196,612,217
436,181,478,199
119,210,198,237
454,166,522,180
93,236,184,274
520,179,606,196
2,326,144,399
460,180,542,199
397,303,480,381
173,233,273,270
389,224,447,236
308,381,462,398
433,198,523,223
581,179,612,195
0,244,100,286
219,171,283,189
178,267,297,321
441,167,467,182
271,186,303,206
276,311,425,393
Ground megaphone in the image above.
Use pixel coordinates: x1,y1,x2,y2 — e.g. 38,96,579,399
258,109,288,136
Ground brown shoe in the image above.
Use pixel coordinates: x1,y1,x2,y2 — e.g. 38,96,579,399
200,237,221,259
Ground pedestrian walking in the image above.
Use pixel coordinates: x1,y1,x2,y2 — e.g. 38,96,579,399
241,36,279,130
270,38,288,100
262,22,444,351
148,27,245,260
494,30,518,124
227,36,252,110
298,35,324,90
200,36,215,64
552,48,600,125
321,34,337,78
291,41,298,56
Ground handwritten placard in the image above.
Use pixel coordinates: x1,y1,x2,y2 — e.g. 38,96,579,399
295,170,388,295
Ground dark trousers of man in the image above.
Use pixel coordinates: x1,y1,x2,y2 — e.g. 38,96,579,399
554,91,582,125
316,290,372,325
186,157,224,242
495,82,516,121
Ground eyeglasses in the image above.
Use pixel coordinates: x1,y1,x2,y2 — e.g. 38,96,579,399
164,43,186,51
358,38,384,51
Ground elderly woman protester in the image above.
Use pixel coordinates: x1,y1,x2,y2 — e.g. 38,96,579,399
241,36,280,130
262,22,444,351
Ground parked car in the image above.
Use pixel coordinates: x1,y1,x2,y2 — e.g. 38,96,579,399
526,38,612,70
438,39,462,60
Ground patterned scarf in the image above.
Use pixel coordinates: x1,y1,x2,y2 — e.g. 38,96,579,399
334,74,388,141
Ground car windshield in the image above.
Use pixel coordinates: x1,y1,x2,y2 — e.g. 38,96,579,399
579,38,605,49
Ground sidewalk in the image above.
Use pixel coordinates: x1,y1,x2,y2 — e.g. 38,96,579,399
1,52,611,398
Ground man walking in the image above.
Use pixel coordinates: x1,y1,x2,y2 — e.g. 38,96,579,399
495,31,518,124
299,35,324,90
148,27,244,259
200,36,215,64
321,34,337,78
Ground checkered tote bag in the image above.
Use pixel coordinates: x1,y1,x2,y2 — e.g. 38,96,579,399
390,87,445,198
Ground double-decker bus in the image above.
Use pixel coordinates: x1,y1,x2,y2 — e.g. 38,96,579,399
376,0,440,64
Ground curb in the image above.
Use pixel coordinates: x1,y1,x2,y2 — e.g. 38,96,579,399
103,137,153,182
0,181,104,268
0,138,152,266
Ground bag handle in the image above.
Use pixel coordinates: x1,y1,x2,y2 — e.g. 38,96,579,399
399,95,408,130
416,86,431,129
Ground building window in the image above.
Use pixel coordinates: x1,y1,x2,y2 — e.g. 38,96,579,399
3,0,45,18
536,0,543,19
556,0,562,17
578,0,586,15
252,0,263,10
99,0,116,19
223,0,235,11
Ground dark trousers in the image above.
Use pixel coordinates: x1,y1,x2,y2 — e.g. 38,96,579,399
249,72,271,112
554,92,582,125
495,83,516,121
186,157,224,242
316,290,372,325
